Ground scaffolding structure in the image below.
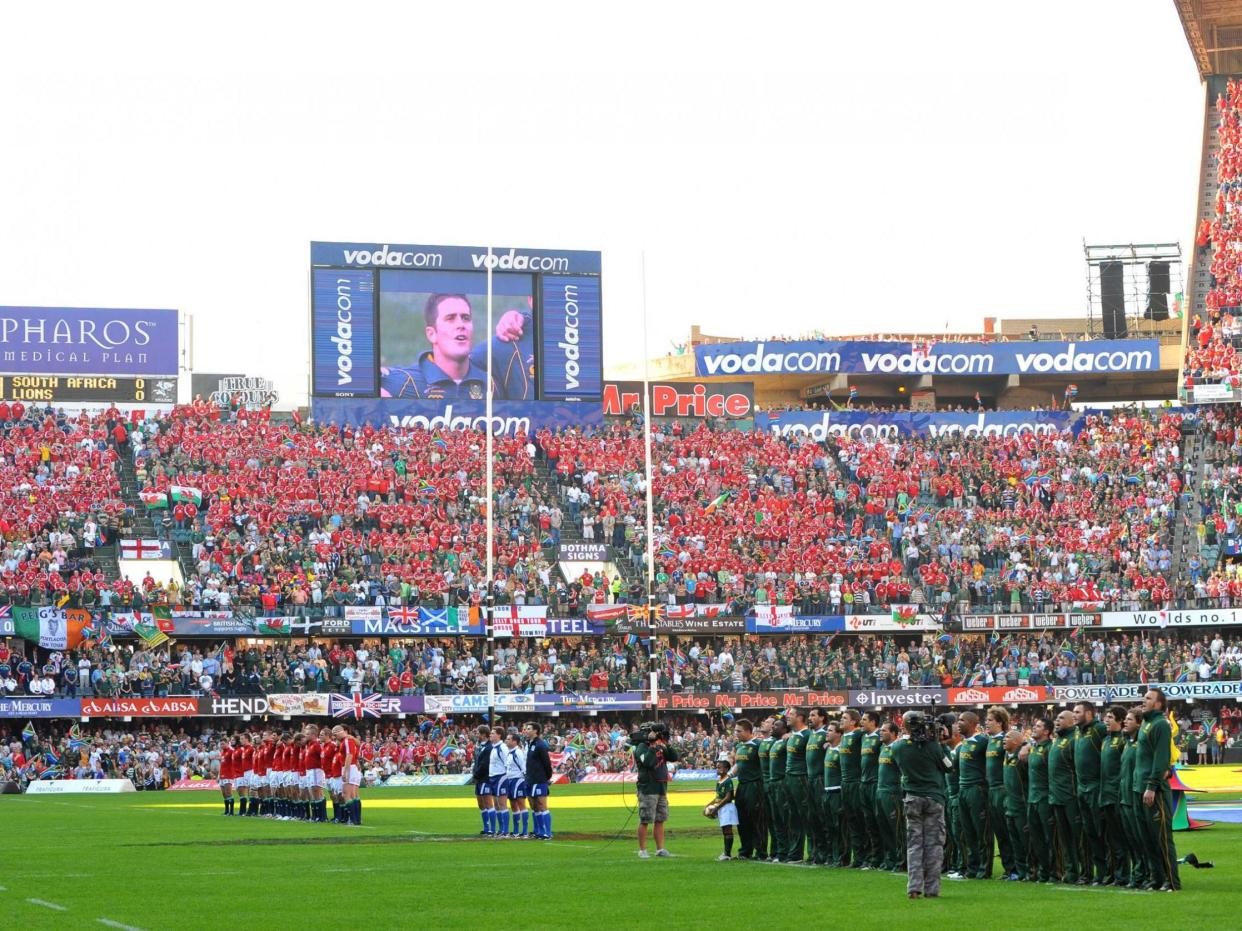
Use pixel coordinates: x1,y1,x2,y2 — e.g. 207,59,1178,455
1084,242,1184,339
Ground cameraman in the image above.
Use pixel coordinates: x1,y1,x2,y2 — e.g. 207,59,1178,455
632,722,679,859
891,711,955,900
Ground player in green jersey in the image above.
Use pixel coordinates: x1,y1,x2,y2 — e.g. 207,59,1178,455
838,709,865,867
1001,728,1029,881
955,710,990,879
944,718,964,877
805,708,829,865
859,710,884,869
1049,709,1081,883
783,709,811,862
875,721,904,871
823,720,844,866
758,716,776,860
1099,705,1129,885
730,718,768,860
1025,715,1054,884
1134,689,1179,891
984,707,1015,879
1119,707,1148,889
1073,701,1109,883
768,718,789,862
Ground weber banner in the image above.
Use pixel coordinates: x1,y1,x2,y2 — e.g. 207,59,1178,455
602,381,755,419
958,609,1242,631
697,339,1160,377
755,409,1080,440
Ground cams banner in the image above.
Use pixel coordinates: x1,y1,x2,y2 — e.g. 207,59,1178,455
423,694,536,714
696,338,1160,377
755,409,1080,440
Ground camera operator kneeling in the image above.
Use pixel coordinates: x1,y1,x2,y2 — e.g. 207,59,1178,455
891,711,956,900
632,722,679,859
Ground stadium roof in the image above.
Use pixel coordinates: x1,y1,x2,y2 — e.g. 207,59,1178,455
1176,0,1242,78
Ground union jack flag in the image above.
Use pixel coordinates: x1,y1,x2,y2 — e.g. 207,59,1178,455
331,692,384,720
387,605,419,624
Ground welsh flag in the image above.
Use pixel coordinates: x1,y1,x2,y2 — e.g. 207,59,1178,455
891,604,920,624
139,489,168,510
13,606,89,650
1069,581,1105,612
169,485,202,506
257,617,291,636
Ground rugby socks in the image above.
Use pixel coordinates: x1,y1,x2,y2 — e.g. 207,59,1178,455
520,811,529,835
483,809,494,834
498,810,510,835
545,812,552,838
352,799,362,825
724,828,734,857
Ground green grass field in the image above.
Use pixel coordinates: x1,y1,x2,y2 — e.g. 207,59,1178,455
1,783,1236,930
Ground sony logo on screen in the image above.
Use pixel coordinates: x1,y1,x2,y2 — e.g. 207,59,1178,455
0,316,156,349
470,249,570,273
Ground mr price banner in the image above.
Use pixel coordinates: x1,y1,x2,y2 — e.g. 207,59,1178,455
603,381,755,419
696,339,1160,377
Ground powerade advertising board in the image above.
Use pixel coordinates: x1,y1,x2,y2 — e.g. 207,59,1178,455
310,242,602,405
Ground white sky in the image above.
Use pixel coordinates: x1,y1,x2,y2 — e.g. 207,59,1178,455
0,0,1205,406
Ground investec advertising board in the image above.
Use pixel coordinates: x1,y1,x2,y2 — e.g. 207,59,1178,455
310,242,602,430
695,339,1161,377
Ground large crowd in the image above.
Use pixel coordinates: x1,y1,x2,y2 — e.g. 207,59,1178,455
6,625,1242,703
1183,78,1242,393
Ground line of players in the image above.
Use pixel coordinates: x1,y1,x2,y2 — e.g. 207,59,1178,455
727,694,1180,891
472,723,554,839
217,724,364,826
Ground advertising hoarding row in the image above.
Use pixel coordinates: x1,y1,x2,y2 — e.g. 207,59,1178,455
695,339,1161,377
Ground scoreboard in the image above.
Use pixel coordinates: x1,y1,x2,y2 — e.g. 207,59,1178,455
0,375,178,404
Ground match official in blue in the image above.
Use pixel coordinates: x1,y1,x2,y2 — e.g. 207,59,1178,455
472,725,502,836
524,721,554,839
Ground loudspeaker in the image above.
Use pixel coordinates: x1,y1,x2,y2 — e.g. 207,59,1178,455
1146,292,1169,321
1100,261,1127,339
1148,261,1170,293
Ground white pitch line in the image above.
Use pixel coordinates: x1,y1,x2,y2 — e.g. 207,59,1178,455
98,918,149,931
27,898,67,911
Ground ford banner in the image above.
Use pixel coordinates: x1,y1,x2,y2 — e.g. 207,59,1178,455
696,339,1160,377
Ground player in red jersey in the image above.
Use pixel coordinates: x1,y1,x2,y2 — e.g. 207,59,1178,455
219,738,236,815
254,731,274,818
322,735,343,823
237,733,255,816
303,725,327,822
274,734,291,820
333,724,362,825
291,733,308,821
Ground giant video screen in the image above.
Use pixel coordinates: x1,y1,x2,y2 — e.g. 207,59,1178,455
310,242,601,402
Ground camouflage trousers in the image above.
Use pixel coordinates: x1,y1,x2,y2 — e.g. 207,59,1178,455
904,795,946,897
